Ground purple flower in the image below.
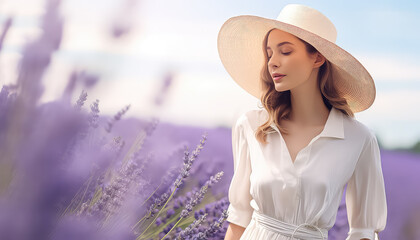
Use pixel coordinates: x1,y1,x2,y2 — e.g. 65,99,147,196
180,171,223,219
176,213,207,240
74,90,88,111
105,104,131,133
154,71,175,106
191,209,228,240
143,134,207,221
16,0,63,107
89,99,100,129
0,16,13,53
109,0,138,38
0,2,234,240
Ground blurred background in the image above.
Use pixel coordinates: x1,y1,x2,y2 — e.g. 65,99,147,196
1,0,420,150
0,0,419,239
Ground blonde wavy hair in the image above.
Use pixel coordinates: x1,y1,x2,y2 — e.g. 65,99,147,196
255,28,354,144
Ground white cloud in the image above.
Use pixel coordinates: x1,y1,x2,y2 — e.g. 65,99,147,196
354,89,420,148
367,90,420,121
354,52,420,81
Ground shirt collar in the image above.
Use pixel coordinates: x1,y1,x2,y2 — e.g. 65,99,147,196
269,107,345,139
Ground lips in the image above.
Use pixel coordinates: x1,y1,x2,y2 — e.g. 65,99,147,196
272,73,286,78
272,73,286,81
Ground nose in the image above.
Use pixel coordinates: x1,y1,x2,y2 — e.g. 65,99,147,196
268,55,280,70
268,61,278,70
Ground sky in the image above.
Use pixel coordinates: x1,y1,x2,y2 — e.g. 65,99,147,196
0,0,419,149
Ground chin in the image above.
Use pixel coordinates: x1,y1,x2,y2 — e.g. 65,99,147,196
274,84,289,92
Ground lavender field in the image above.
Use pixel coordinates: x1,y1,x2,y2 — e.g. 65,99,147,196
0,0,419,239
112,117,420,240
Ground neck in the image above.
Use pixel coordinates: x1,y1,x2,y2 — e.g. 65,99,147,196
288,72,330,127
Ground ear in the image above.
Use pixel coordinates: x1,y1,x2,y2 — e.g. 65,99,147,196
313,53,326,68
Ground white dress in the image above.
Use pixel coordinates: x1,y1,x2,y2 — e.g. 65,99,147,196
226,107,387,240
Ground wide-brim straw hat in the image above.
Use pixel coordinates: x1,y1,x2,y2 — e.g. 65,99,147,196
217,4,375,113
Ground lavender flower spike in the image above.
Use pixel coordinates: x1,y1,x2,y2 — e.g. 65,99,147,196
179,171,223,219
0,16,13,53
160,171,224,240
192,209,229,240
105,104,131,133
174,132,208,189
143,133,207,221
135,134,209,240
88,99,100,129
175,213,207,240
74,90,88,111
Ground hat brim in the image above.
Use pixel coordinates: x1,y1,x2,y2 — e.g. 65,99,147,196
217,15,375,113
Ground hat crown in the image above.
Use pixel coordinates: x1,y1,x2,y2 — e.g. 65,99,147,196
276,4,337,43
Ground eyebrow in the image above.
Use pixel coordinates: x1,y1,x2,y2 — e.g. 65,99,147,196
266,41,294,50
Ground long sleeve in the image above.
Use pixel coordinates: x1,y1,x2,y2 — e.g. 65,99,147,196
226,115,254,228
345,131,387,240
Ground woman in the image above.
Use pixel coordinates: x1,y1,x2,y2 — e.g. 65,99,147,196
217,4,387,240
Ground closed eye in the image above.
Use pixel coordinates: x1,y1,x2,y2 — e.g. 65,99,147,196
267,52,292,59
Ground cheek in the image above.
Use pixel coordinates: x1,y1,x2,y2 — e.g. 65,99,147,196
283,57,305,76
288,57,312,74
284,55,303,68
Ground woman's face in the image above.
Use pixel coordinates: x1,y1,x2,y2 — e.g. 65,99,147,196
266,29,319,92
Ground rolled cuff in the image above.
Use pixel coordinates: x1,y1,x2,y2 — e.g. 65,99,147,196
226,203,253,228
346,228,377,240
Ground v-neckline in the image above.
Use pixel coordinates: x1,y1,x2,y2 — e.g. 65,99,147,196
279,130,310,166
270,109,332,168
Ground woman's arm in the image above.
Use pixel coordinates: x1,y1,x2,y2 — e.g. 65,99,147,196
224,115,254,238
224,222,246,240
345,132,387,240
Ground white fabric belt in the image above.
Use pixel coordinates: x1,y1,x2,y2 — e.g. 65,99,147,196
251,210,328,240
